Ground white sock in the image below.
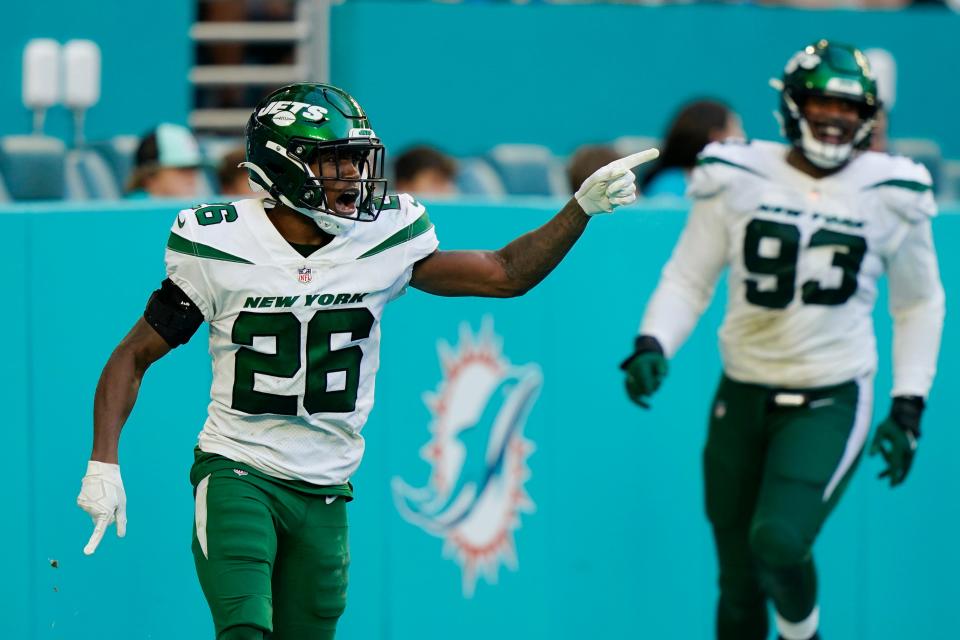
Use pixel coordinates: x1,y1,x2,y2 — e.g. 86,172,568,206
775,605,819,640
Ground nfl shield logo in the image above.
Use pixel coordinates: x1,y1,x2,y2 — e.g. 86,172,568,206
297,267,312,284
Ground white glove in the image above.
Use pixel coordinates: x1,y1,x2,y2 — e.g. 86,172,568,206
575,148,659,216
77,460,127,555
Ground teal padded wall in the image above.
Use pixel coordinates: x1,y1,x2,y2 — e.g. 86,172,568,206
1,198,957,639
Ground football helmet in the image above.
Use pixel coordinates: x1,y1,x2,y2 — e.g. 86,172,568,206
775,40,879,170
243,83,387,234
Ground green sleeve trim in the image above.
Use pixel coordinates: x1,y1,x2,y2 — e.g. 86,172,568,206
357,211,434,259
864,179,932,193
167,232,254,264
696,156,766,178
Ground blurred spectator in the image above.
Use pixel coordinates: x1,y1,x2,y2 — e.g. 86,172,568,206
394,145,458,196
126,124,203,198
757,0,910,7
869,106,889,153
217,147,258,196
567,144,620,193
639,99,744,198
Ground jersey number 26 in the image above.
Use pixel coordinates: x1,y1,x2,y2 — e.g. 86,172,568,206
230,308,374,415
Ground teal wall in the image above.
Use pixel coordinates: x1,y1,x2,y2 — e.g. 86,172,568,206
0,0,192,141
331,3,960,159
2,198,958,639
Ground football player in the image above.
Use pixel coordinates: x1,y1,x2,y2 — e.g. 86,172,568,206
621,41,943,640
76,83,657,640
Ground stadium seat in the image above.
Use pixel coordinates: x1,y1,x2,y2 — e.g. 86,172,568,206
938,159,960,203
890,138,942,194
486,143,567,196
456,157,506,197
0,135,66,200
0,169,10,203
612,135,660,158
88,135,139,191
65,149,121,200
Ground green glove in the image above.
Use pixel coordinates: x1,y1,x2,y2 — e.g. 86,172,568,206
869,396,924,487
620,335,668,409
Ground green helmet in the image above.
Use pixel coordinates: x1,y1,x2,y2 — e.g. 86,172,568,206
777,40,879,169
243,83,387,234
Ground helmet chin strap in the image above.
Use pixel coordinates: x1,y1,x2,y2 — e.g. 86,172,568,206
279,193,354,236
798,119,853,170
240,159,356,236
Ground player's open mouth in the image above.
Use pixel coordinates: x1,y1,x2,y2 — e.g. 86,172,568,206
334,189,359,215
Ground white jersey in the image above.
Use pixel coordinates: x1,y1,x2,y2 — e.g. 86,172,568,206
641,140,944,395
166,194,438,485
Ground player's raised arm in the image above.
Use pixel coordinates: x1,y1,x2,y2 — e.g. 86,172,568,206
410,150,657,297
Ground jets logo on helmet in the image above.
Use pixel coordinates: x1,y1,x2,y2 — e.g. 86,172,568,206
256,100,330,125
773,40,879,170
784,50,821,75
241,83,388,235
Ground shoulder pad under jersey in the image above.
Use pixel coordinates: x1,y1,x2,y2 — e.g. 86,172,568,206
855,152,936,223
688,139,772,200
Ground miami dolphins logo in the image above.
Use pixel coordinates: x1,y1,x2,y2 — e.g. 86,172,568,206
392,317,541,597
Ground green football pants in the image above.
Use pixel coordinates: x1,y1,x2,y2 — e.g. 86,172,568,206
191,466,349,639
703,374,872,640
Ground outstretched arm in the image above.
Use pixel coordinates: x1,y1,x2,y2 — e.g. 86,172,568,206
411,198,588,298
411,149,658,298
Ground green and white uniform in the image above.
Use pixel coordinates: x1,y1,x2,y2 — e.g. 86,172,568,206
168,193,437,485
168,193,437,639
641,139,943,396
638,140,944,640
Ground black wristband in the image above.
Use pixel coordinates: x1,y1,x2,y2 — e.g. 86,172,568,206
620,335,664,370
634,335,664,356
890,395,924,439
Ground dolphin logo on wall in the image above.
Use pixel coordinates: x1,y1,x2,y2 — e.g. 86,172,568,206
392,316,541,597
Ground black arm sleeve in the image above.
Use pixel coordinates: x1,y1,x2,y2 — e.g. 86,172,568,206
143,279,205,347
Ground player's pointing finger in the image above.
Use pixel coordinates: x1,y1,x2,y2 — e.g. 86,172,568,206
84,517,108,556
615,148,660,171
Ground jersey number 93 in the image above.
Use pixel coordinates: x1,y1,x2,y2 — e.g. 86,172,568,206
743,218,867,309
